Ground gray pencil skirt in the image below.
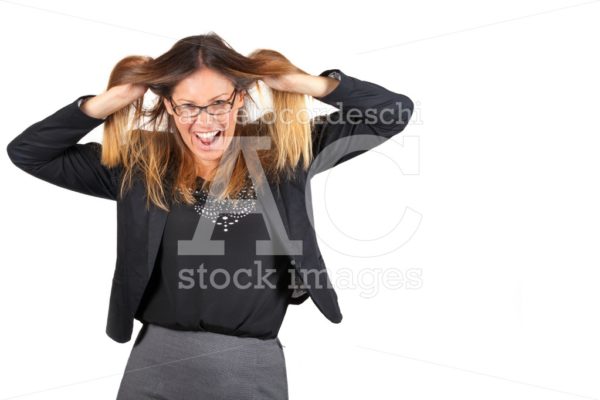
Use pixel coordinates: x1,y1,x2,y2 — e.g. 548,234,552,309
116,323,288,400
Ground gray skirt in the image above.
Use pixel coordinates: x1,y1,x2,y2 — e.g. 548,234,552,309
116,323,288,400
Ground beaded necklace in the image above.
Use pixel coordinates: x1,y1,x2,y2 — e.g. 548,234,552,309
190,176,257,233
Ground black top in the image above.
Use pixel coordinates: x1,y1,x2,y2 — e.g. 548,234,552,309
135,176,296,339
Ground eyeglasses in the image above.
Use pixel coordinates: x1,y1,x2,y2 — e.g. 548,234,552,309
169,89,238,118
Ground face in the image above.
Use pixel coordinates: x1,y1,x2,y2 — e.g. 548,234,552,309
164,68,244,176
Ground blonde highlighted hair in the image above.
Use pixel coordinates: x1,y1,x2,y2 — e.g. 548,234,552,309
99,32,315,211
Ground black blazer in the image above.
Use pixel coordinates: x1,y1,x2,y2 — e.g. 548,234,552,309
6,68,414,343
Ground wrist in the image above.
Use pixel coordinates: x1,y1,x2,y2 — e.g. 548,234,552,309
291,74,340,98
80,89,131,119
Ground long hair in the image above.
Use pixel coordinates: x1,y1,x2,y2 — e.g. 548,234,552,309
100,32,315,211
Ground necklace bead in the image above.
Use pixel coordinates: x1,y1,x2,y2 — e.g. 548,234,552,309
181,176,257,233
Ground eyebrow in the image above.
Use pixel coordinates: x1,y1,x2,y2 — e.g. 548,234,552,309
176,92,229,105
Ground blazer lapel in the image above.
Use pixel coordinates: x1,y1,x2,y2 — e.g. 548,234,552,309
270,178,319,269
265,179,303,258
147,203,168,275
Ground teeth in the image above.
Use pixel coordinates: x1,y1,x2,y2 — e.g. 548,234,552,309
194,130,220,139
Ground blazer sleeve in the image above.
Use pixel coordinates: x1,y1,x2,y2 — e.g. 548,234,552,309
6,95,121,201
309,69,414,175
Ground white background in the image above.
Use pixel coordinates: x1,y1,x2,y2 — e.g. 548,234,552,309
2,0,600,399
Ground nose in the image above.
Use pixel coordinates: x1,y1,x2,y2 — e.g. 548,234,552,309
190,112,222,130
197,112,231,130
192,110,213,125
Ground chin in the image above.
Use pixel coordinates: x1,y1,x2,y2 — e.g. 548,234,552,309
194,152,223,162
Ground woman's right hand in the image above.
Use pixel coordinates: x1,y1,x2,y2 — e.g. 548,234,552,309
80,82,148,120
110,82,148,104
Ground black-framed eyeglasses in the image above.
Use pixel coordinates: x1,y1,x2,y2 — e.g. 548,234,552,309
169,89,238,118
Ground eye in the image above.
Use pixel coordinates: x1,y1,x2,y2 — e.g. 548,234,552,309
213,100,226,105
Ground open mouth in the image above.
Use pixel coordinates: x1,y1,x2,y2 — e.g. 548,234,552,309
193,130,224,149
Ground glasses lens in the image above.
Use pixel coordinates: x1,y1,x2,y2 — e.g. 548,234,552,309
177,105,199,118
206,103,233,115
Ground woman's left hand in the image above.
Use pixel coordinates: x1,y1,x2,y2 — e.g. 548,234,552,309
261,73,306,93
262,72,340,98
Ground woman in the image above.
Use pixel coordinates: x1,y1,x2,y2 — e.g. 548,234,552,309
7,32,414,399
